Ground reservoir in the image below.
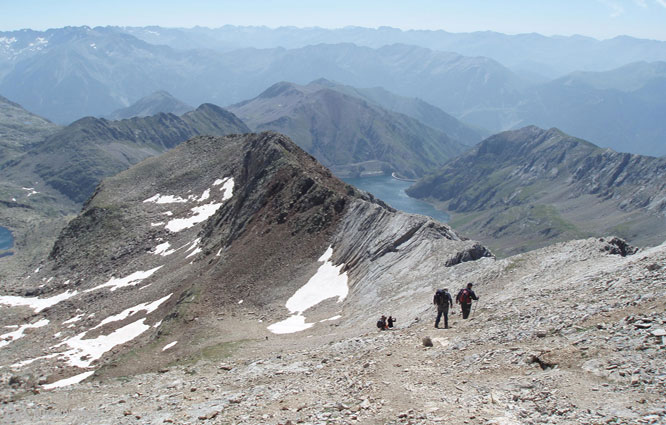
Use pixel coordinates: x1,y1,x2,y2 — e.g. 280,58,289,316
343,175,450,223
0,226,14,251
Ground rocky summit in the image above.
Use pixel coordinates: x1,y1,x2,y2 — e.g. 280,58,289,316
0,132,663,425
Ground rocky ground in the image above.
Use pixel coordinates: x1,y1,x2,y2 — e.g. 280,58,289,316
1,237,664,425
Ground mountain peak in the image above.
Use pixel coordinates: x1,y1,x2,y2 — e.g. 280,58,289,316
106,91,193,120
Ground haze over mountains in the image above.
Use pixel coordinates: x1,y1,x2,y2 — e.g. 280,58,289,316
2,26,665,155
121,25,666,77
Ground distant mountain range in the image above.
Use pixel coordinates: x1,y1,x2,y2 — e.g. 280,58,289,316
106,90,193,120
227,81,467,179
408,126,666,256
1,26,665,156
119,25,666,77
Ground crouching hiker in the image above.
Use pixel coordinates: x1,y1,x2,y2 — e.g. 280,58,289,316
377,315,387,330
433,288,453,329
456,282,479,319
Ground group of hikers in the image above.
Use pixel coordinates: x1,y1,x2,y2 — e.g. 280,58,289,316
376,283,479,331
433,283,479,329
376,315,396,330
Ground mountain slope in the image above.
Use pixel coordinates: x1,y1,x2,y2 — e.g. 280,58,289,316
0,95,59,164
407,126,666,255
106,90,193,120
228,81,466,179
1,104,249,204
310,78,487,146
0,131,489,388
0,27,528,131
515,62,666,156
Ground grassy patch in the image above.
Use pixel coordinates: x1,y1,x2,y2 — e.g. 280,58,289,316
504,257,526,273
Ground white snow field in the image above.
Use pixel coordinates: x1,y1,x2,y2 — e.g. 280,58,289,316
268,247,348,334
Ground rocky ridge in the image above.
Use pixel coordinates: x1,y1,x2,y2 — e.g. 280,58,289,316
0,132,487,392
408,126,666,255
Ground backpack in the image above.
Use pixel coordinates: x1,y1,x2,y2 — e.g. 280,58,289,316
434,289,445,305
457,288,471,304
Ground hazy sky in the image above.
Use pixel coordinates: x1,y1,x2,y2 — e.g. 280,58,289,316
3,0,666,40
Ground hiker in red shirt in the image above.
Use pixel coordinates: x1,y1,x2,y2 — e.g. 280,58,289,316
456,283,479,319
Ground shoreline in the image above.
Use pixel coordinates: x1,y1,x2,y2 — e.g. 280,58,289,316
390,172,417,183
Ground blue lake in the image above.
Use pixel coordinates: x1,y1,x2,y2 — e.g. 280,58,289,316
0,226,14,250
343,175,450,223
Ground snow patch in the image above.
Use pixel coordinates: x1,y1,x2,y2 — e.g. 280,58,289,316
267,314,314,334
268,246,348,334
143,194,188,204
198,188,210,202
0,291,78,313
84,267,162,292
91,294,172,330
320,315,342,323
56,319,152,368
162,341,177,351
165,202,223,232
22,187,39,197
63,314,84,325
285,246,348,313
0,319,49,348
43,371,95,390
153,242,175,256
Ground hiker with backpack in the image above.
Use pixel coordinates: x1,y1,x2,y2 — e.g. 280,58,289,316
433,288,453,329
456,283,479,319
377,315,387,330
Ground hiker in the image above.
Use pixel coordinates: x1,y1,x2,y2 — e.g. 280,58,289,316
387,316,396,328
377,315,387,330
433,288,453,328
456,283,479,319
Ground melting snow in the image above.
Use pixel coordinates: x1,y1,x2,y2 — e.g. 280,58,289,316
63,314,84,325
268,247,348,334
267,314,314,334
198,189,210,202
153,242,175,256
162,341,177,351
91,294,172,330
218,177,234,201
151,222,165,227
43,371,95,390
0,291,78,313
165,202,223,232
0,319,49,348
84,267,162,292
143,194,189,204
285,247,348,313
320,315,342,323
57,318,152,368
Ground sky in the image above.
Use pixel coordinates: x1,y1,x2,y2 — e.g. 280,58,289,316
2,0,666,40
